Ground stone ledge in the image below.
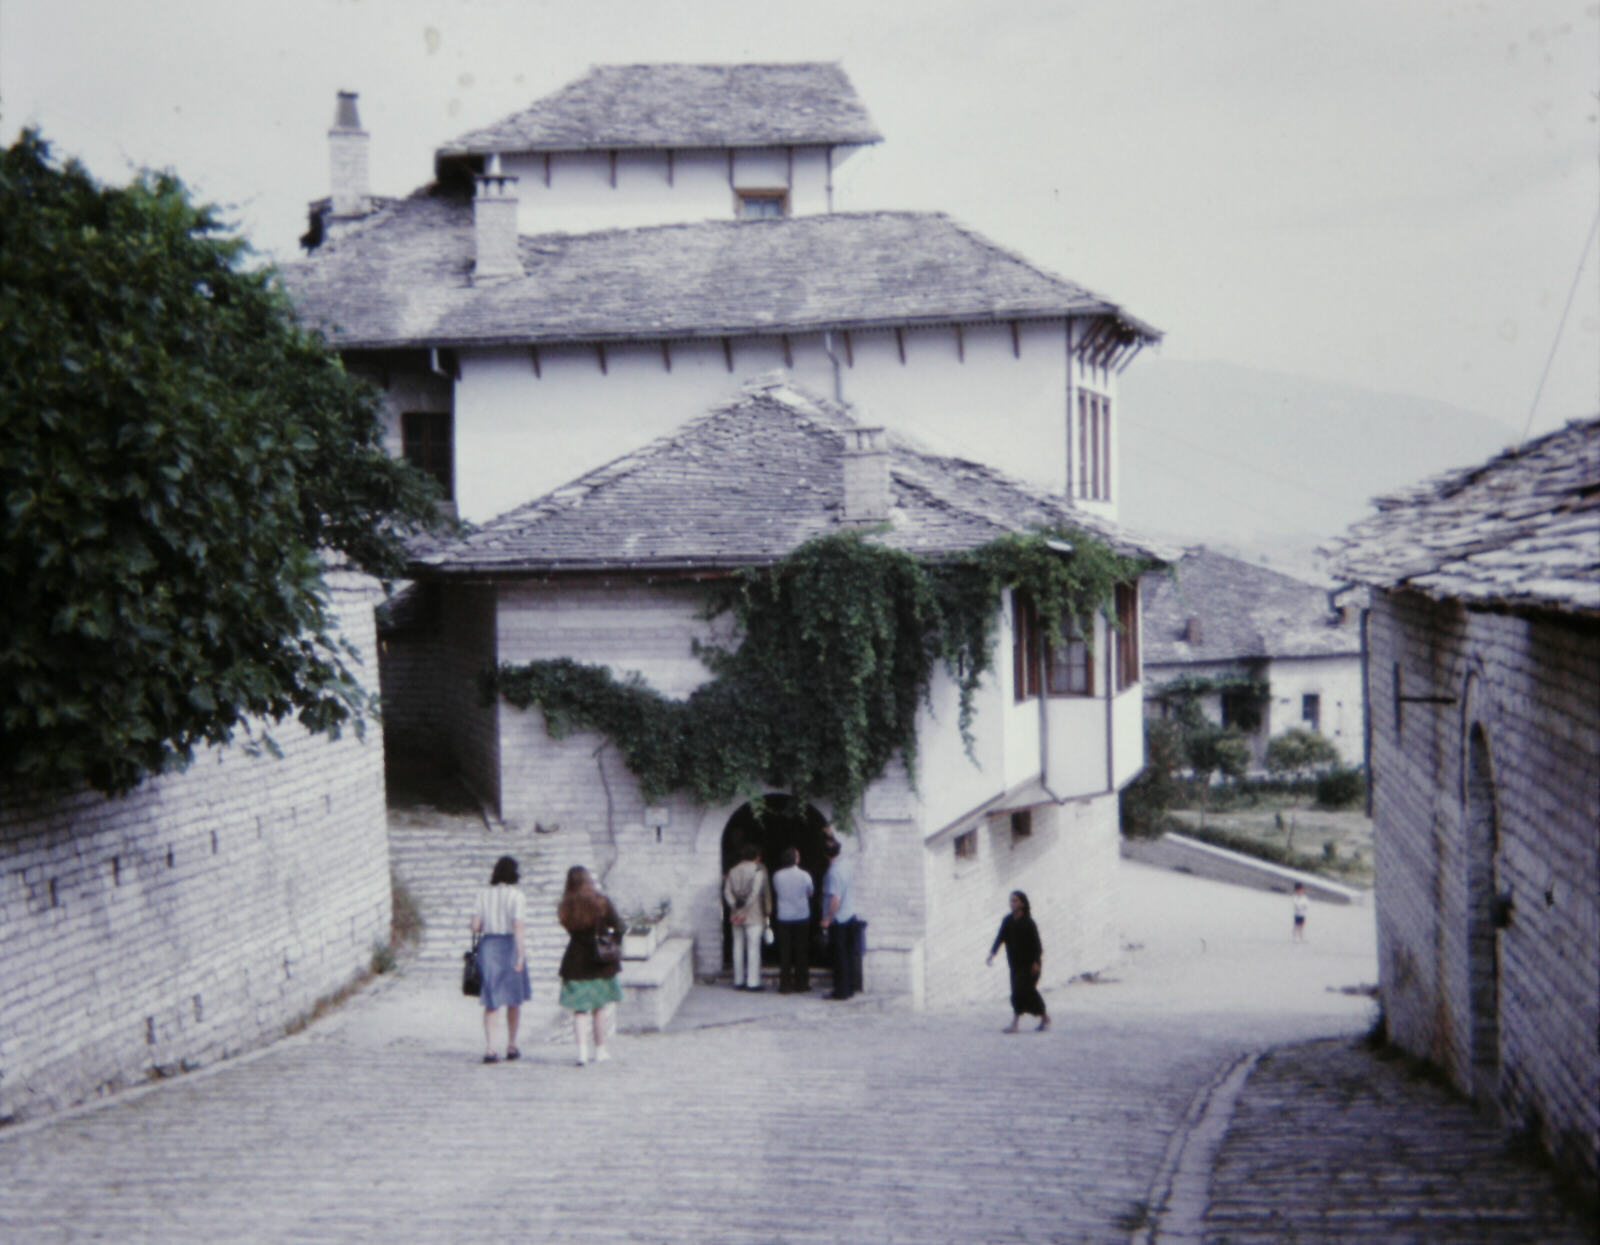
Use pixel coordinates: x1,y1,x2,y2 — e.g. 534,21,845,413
618,936,694,1032
1122,833,1366,905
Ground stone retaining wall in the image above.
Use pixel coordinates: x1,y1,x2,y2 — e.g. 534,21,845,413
0,576,391,1124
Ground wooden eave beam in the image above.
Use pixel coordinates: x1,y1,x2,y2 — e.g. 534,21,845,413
529,345,541,378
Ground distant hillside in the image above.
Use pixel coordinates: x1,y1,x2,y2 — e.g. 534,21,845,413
1116,359,1516,572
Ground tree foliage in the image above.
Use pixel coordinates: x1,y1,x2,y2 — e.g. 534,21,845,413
494,528,1149,828
1264,727,1340,781
0,132,441,793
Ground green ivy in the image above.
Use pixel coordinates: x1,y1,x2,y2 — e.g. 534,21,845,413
493,528,1149,827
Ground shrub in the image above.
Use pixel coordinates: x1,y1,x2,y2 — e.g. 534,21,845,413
1316,765,1366,809
1265,727,1340,781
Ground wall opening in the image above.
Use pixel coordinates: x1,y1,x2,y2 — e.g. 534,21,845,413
719,794,829,971
1465,722,1502,1104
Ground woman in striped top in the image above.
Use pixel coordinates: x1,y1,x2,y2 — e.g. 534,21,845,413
470,856,531,1063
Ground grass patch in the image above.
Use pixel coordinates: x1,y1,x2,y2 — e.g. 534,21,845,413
1167,799,1373,886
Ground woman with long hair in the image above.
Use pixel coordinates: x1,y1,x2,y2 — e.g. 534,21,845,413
470,856,531,1062
557,865,625,1065
985,890,1049,1033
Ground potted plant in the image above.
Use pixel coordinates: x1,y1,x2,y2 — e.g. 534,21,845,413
622,898,671,960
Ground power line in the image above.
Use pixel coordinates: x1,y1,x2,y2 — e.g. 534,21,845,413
1119,413,1354,506
1521,200,1600,445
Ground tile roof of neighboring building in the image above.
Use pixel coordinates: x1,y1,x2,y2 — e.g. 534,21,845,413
283,199,1160,351
437,63,882,154
1327,415,1600,616
408,376,1171,574
1142,548,1361,666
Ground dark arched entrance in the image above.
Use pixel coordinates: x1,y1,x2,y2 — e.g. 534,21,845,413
720,794,830,972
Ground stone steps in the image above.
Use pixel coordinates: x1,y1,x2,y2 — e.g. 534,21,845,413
387,822,589,984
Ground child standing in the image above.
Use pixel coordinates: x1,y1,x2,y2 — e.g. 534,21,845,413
1292,882,1309,942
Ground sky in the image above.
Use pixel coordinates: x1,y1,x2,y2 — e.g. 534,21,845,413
4,0,1597,436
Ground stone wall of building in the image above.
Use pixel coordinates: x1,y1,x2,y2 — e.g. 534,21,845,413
920,793,1120,1009
0,578,392,1124
1367,590,1599,1186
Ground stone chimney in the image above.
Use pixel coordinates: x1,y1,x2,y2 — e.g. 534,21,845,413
1184,616,1202,645
473,156,521,284
841,426,890,523
328,91,370,219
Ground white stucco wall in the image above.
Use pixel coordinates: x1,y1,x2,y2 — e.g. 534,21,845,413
498,145,851,235
451,319,1089,524
1263,654,1365,766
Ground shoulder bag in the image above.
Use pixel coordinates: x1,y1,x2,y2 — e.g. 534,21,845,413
462,935,483,997
594,921,622,966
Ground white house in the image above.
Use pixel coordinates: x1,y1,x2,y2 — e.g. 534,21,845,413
401,377,1163,1004
284,64,1165,1006
1142,548,1365,768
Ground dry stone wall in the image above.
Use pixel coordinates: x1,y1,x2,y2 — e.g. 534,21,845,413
1367,590,1599,1187
0,577,391,1124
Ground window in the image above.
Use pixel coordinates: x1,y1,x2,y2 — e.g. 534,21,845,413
1114,583,1139,691
1012,592,1042,701
1010,810,1033,842
738,191,787,219
953,829,978,860
1046,611,1093,696
1302,693,1321,732
1221,689,1262,733
401,411,453,501
1077,390,1113,501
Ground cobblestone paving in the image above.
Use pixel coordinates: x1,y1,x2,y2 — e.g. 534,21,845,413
1,974,1237,1244
3,858,1590,1242
1197,1038,1596,1244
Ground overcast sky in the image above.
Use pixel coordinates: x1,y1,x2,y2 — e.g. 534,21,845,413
5,0,1596,435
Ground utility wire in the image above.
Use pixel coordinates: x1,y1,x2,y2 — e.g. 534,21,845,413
1119,413,1354,506
1521,200,1600,445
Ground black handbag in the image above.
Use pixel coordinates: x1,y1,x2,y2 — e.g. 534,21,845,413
462,936,482,996
594,923,622,966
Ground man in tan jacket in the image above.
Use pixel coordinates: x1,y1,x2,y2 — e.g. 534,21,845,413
723,843,773,991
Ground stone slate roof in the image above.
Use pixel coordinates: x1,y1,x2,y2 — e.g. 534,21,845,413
283,198,1159,351
437,63,882,155
1142,549,1360,667
409,377,1169,575
1327,415,1600,616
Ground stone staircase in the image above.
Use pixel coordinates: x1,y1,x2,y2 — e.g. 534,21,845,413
387,815,590,995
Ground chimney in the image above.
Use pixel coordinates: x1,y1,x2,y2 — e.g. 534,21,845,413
473,155,522,284
1184,616,1202,645
328,91,371,218
841,426,890,523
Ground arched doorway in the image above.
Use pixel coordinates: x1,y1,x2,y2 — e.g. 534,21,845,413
719,794,830,972
1465,724,1501,1103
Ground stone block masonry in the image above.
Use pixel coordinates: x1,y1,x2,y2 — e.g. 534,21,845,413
1367,591,1599,1190
0,577,392,1124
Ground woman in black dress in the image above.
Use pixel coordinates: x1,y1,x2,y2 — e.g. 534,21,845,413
986,890,1049,1032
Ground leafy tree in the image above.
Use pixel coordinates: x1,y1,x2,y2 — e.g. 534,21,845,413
1,132,441,794
1185,724,1251,826
1120,717,1185,837
1264,727,1340,782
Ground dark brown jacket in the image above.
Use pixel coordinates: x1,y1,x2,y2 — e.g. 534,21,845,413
558,896,624,981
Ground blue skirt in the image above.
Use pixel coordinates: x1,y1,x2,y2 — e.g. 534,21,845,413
477,934,531,1010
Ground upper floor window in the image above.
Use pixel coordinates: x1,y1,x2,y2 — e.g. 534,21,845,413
1077,390,1112,502
1046,612,1094,697
1012,592,1042,702
738,190,788,220
1302,692,1321,732
1114,583,1139,692
402,411,454,501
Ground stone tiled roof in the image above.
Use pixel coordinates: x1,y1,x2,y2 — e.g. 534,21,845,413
437,63,882,154
1142,549,1360,666
283,198,1159,351
1327,416,1600,616
409,377,1170,574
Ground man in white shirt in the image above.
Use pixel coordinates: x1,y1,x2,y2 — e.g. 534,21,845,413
771,847,815,993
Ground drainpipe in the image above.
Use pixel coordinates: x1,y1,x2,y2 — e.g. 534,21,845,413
822,330,845,403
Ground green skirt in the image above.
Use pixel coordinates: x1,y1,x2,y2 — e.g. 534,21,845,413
560,975,623,1012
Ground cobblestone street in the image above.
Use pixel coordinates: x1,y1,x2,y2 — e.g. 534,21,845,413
2,863,1590,1242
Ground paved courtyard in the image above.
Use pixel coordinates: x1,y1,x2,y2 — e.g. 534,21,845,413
1,862,1591,1242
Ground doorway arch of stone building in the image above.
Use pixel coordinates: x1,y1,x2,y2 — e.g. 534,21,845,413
1465,721,1502,1104
718,794,830,970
